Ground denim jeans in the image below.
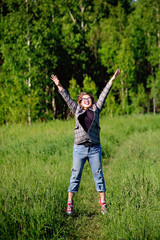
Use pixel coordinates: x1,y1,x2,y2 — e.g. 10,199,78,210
68,144,106,193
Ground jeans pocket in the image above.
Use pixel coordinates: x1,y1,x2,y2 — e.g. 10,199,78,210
73,144,84,152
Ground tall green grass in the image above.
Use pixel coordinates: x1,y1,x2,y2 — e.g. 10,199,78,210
103,130,160,239
0,115,160,239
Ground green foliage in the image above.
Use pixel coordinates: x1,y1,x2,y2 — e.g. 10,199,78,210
101,94,117,117
68,77,81,101
0,0,59,124
82,74,98,98
130,84,148,114
99,2,126,72
126,0,160,113
0,0,160,124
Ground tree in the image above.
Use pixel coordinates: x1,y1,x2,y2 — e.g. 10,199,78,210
99,2,131,114
68,77,81,101
101,94,117,117
145,0,160,113
127,0,160,113
0,0,59,123
82,74,98,99
114,38,135,114
1,0,160,123
130,84,147,114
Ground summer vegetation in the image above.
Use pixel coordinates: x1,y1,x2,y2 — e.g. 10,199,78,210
0,115,160,239
1,0,160,125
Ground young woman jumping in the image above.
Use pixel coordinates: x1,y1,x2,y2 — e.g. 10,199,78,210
51,69,120,215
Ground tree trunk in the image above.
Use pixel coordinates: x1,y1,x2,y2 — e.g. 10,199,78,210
156,3,160,113
151,67,156,114
26,0,31,125
153,2,160,114
52,85,56,119
80,2,85,30
156,3,160,49
153,93,156,114
125,87,128,115
121,80,124,111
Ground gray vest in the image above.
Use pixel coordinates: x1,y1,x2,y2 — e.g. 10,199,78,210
58,82,112,144
74,104,100,144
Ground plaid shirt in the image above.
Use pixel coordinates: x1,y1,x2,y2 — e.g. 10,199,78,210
58,83,112,145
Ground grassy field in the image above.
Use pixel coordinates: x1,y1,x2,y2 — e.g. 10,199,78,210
0,115,160,240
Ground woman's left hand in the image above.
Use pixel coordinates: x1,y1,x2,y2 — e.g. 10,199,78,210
108,69,120,86
113,69,120,80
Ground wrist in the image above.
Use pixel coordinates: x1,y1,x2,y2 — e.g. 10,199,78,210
58,84,63,91
109,77,114,85
108,80,113,87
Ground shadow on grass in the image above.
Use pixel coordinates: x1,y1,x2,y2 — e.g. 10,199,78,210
66,211,98,219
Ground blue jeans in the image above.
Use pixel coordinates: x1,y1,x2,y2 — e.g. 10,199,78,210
68,144,106,193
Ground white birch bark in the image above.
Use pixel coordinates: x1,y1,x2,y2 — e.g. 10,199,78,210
26,0,31,125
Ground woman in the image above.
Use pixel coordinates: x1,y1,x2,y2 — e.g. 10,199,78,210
51,69,120,215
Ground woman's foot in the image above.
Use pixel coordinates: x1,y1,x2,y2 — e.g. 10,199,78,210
99,198,107,215
66,201,73,215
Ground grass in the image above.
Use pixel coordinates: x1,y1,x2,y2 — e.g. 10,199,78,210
103,130,160,239
0,114,160,239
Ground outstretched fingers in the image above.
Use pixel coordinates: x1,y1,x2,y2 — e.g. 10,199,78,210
50,74,56,82
50,74,59,85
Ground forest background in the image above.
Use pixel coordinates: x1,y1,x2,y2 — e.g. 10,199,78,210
0,0,160,125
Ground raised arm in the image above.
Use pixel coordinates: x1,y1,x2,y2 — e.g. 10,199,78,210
51,74,63,92
96,69,120,111
108,69,120,87
50,74,77,114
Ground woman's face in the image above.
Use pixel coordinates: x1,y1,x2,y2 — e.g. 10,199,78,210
80,94,92,109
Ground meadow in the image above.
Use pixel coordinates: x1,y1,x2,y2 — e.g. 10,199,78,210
0,115,160,240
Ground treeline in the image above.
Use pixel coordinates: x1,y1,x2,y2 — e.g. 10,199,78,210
0,0,160,124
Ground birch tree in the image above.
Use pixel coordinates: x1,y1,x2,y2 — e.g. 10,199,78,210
129,0,160,113
99,2,129,113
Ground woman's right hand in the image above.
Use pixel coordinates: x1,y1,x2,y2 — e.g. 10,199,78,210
51,74,63,91
50,74,60,86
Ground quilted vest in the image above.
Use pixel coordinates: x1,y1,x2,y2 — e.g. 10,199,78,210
58,82,112,144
